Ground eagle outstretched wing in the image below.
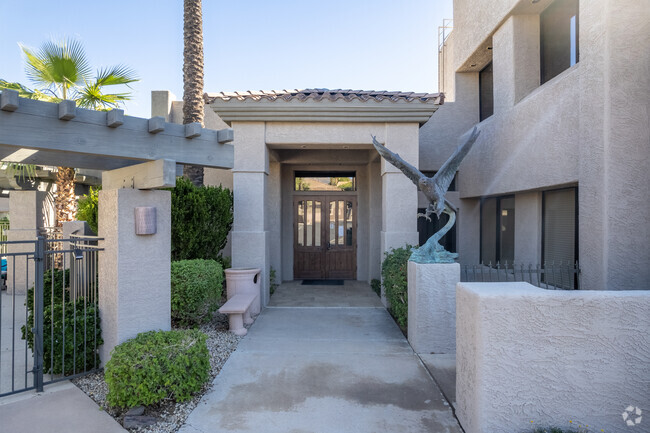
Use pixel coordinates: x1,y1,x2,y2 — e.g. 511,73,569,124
371,135,425,186
432,126,480,193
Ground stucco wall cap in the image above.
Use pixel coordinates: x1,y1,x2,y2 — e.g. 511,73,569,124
457,282,650,299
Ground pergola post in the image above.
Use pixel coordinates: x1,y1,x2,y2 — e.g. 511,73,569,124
98,160,174,364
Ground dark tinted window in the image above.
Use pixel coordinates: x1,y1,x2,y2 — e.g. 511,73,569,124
541,0,579,84
418,210,456,253
479,62,493,121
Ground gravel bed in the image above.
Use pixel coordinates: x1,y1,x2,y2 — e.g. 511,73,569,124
73,312,242,433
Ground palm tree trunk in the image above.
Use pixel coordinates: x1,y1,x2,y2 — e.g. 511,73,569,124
182,0,205,186
55,166,76,226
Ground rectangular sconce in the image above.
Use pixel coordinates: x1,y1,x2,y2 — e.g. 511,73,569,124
135,207,157,235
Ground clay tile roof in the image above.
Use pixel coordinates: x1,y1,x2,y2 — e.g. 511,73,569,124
204,88,443,104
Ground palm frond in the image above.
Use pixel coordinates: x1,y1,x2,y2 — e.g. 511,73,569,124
0,79,60,103
76,81,133,110
2,162,37,181
20,38,92,97
94,65,138,87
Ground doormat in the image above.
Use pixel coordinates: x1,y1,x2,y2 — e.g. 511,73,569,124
301,280,344,286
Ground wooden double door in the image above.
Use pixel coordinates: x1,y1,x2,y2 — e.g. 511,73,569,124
294,195,357,279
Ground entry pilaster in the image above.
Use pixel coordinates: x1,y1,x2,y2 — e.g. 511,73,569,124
231,122,270,306
380,123,420,304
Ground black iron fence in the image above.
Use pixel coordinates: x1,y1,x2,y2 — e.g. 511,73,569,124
0,234,102,397
461,262,581,290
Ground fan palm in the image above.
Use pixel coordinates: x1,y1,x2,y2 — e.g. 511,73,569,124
0,37,137,226
182,0,206,186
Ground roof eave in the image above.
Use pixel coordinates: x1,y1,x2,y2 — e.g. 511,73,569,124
208,98,442,126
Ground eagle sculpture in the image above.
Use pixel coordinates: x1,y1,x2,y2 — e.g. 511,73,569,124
371,127,480,263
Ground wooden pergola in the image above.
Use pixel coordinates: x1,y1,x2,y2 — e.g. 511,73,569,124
0,89,234,187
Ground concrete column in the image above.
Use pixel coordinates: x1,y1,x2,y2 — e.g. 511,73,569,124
231,122,270,306
579,0,650,290
150,90,176,122
368,161,382,283
380,123,419,305
408,262,459,354
492,15,540,112
98,189,171,364
6,191,46,294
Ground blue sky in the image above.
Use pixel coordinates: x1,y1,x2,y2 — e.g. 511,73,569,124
0,0,453,119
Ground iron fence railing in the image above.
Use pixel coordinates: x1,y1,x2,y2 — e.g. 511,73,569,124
461,261,581,290
0,221,9,254
0,234,103,397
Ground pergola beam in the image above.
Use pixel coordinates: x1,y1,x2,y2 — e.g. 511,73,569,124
0,91,234,170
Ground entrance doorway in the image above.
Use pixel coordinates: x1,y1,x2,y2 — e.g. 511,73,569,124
294,196,357,279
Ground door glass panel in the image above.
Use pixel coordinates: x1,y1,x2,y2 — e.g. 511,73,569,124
314,201,321,247
346,201,353,246
297,201,304,247
337,200,344,245
329,201,336,246
306,200,313,247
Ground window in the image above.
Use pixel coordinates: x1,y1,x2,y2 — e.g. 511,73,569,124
479,62,494,121
418,210,457,253
541,0,579,84
542,187,578,288
295,171,356,191
480,196,515,264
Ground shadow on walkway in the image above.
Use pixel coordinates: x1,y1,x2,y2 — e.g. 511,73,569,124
180,281,462,433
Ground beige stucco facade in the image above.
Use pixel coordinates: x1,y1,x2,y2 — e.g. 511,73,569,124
421,0,650,290
152,0,648,293
154,90,440,304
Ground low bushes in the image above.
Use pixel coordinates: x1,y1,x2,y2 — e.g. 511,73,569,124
104,329,209,408
381,245,413,329
171,259,223,327
22,269,102,374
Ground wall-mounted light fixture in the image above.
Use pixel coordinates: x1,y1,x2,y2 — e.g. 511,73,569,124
134,207,157,235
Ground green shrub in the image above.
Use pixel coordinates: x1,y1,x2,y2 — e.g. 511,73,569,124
370,279,381,297
22,269,102,374
76,186,100,234
381,245,414,328
104,329,210,408
171,259,223,327
169,177,233,261
270,267,278,295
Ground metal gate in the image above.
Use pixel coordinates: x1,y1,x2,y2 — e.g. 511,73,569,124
0,233,103,397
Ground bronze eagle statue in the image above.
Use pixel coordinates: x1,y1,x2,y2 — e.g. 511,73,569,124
371,127,480,263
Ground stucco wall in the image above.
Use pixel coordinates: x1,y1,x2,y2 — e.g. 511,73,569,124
456,282,650,433
459,65,580,198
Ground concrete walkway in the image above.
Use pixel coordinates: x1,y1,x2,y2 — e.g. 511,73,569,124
0,381,125,433
180,282,462,433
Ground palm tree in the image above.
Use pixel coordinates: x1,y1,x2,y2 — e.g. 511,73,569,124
182,0,205,186
0,38,137,226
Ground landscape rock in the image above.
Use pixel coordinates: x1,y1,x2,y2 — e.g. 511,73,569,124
123,415,158,429
125,405,145,417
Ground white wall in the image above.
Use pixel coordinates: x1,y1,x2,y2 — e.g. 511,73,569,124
456,282,650,433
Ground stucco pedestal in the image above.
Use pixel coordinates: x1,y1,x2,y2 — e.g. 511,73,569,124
407,261,459,354
98,189,171,365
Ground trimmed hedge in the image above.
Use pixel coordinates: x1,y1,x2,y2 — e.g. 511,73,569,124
169,177,233,261
171,259,223,327
105,329,209,408
22,269,102,374
381,245,413,328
